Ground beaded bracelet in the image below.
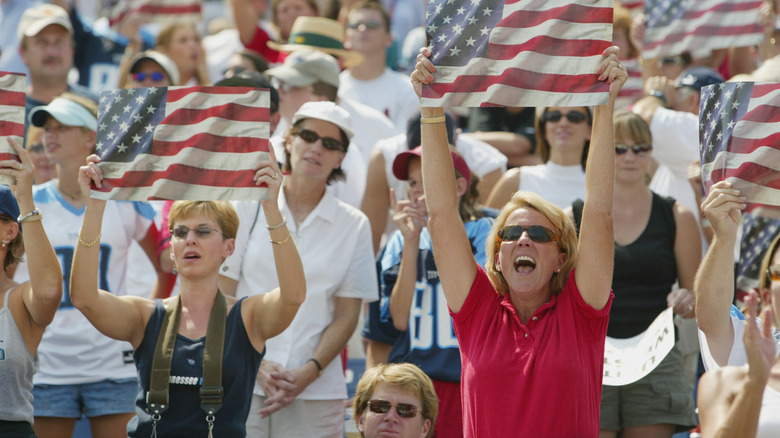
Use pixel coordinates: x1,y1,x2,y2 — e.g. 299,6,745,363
267,217,287,231
420,116,446,124
78,232,102,248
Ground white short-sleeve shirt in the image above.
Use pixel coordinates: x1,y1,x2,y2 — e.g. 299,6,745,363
221,189,378,400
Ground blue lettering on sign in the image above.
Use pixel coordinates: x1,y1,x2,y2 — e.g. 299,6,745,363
0,339,5,360
56,245,112,309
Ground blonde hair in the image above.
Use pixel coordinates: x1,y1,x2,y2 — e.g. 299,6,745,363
613,109,651,145
168,201,239,240
156,22,210,85
485,191,578,296
353,363,438,438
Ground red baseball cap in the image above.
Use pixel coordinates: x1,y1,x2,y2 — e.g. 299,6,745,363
392,146,471,185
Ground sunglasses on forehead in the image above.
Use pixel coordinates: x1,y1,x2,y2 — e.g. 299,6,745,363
542,110,588,124
296,129,344,151
132,71,166,82
366,400,420,418
615,143,652,156
497,225,558,243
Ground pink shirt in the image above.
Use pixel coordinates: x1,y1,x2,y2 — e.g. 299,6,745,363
451,267,612,438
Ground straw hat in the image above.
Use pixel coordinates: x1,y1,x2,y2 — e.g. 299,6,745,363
268,17,364,68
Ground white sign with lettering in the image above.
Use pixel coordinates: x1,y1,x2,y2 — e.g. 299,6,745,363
602,307,675,386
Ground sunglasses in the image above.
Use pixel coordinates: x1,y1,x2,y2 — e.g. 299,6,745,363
28,143,45,153
542,110,588,124
171,226,224,239
347,20,382,30
660,56,683,66
769,265,780,281
296,129,344,151
497,225,558,243
367,400,420,418
132,71,166,82
615,143,652,156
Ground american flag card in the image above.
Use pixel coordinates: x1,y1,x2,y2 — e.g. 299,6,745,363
421,0,614,107
699,82,780,218
94,86,271,201
0,72,25,186
103,0,202,28
643,0,764,59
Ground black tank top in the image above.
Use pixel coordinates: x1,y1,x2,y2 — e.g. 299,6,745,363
573,193,677,338
128,297,264,437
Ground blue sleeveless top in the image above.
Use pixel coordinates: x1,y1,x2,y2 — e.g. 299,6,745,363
127,297,264,438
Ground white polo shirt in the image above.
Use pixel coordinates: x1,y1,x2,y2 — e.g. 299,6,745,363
221,189,378,400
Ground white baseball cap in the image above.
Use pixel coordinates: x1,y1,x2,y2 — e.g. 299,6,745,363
292,101,354,140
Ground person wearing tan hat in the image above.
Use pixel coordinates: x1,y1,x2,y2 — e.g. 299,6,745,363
219,101,378,438
18,4,97,135
230,0,318,64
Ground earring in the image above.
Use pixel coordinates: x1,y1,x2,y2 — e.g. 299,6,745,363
1,240,8,248
172,266,178,275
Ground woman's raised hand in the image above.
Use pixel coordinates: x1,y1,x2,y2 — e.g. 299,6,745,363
598,46,628,97
253,144,283,208
390,188,426,241
700,180,746,239
1,139,35,196
410,46,436,100
78,154,105,199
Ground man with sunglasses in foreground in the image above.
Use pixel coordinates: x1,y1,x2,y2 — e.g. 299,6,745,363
353,363,438,438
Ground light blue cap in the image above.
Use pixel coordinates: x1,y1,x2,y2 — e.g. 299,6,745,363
29,97,98,131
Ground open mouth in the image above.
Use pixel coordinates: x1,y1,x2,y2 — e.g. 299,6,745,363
514,255,536,273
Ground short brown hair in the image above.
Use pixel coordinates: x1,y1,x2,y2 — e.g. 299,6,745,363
347,0,391,32
353,363,438,438
168,201,239,240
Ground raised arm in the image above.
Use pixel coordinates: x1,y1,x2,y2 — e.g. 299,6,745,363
694,181,746,366
387,189,426,331
697,291,775,438
70,155,153,348
361,148,391,255
574,46,627,310
2,140,61,338
244,146,305,346
229,0,264,46
411,47,477,313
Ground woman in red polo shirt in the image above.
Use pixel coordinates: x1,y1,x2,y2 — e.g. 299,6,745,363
409,46,627,437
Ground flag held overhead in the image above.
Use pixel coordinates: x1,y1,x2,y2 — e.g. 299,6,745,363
94,86,271,201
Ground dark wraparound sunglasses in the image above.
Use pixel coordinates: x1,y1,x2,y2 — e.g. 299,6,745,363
542,110,587,124
497,225,558,243
615,143,652,156
367,400,420,418
296,129,344,151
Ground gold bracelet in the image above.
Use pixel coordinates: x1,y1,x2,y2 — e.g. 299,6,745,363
420,116,446,124
267,217,287,231
269,230,291,245
78,232,102,248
